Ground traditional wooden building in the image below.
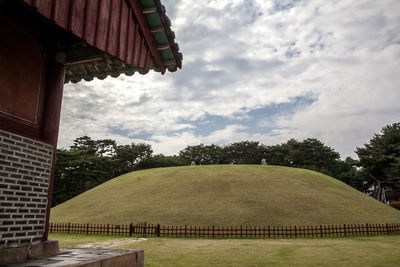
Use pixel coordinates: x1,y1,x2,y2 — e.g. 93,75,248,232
382,185,400,204
0,0,181,263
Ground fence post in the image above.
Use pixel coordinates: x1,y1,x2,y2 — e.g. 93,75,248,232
86,223,89,235
294,225,297,238
129,223,133,236
343,224,346,236
156,224,161,237
320,225,323,237
366,223,369,235
212,225,215,238
240,226,242,238
67,222,70,234
386,223,389,234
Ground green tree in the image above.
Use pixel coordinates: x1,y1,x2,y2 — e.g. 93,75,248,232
115,143,153,173
284,138,340,176
53,137,118,206
179,144,223,165
333,157,371,193
257,144,288,166
139,154,185,169
223,141,260,164
356,122,400,200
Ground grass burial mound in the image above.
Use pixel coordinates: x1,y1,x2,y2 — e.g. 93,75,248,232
51,165,400,226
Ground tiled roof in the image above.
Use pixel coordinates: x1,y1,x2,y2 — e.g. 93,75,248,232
22,0,182,83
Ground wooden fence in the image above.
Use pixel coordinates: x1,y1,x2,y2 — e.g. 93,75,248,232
49,222,400,238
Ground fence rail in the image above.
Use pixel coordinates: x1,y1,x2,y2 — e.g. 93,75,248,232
49,222,400,238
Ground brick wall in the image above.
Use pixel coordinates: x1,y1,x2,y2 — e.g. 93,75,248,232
0,130,53,247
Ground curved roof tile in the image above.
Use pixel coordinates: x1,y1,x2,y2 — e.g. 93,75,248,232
21,0,182,83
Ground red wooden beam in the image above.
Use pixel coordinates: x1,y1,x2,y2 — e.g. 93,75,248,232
41,59,65,241
128,0,166,74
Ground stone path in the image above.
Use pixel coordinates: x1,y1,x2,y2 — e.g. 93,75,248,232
2,248,144,267
77,238,147,248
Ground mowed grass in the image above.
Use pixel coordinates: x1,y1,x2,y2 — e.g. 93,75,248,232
51,165,400,226
50,233,400,266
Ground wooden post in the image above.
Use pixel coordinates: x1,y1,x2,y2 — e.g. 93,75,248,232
156,224,161,237
212,225,215,238
294,225,297,238
320,225,323,237
129,223,133,236
67,222,70,234
386,223,389,234
42,59,65,241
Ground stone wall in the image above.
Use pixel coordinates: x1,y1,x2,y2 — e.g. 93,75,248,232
0,130,53,247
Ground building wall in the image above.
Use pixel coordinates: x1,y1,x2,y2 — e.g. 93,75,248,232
0,130,53,247
0,14,45,140
0,3,64,255
0,15,45,126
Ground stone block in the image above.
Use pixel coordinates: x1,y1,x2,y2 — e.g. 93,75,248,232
29,239,60,259
0,245,29,264
0,240,60,264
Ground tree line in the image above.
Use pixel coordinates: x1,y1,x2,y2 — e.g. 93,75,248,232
53,122,400,207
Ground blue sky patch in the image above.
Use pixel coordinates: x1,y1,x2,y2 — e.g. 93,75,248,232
174,94,317,138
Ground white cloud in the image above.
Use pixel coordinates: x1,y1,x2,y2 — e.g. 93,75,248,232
59,0,400,158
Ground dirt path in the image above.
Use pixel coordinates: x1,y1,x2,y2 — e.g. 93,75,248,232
77,238,147,248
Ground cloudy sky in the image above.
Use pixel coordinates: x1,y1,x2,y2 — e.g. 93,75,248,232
59,0,400,158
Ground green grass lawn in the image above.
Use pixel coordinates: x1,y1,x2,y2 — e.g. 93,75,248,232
50,233,400,266
51,165,400,226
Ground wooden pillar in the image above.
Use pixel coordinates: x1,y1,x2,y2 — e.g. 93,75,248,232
40,58,65,241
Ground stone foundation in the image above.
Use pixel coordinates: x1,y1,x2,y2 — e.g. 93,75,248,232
1,248,144,267
0,239,59,264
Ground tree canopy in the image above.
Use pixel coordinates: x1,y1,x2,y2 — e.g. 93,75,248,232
355,123,400,200
53,137,153,206
356,123,400,182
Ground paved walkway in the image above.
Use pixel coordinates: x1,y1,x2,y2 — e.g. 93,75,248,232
77,238,147,248
2,248,143,267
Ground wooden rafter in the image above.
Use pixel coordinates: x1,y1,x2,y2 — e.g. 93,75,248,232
128,0,166,73
142,7,157,14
